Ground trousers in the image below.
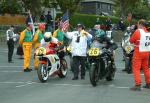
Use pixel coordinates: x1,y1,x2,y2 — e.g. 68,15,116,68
22,42,32,69
7,39,14,62
72,56,86,78
132,53,150,86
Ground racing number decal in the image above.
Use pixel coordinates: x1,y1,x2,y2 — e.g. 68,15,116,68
88,48,99,56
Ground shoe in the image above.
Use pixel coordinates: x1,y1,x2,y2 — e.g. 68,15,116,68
34,67,38,70
130,85,141,91
143,84,150,89
81,77,85,80
24,68,32,72
72,77,78,80
8,61,14,63
122,69,127,72
19,57,24,59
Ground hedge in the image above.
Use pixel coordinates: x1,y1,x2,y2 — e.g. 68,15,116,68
57,13,120,28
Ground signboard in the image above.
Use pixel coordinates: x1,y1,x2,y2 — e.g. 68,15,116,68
139,29,150,52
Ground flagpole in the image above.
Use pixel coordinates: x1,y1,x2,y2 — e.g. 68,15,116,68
28,10,35,36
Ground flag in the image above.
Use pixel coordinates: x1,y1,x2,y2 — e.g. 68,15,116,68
60,11,69,32
28,10,35,36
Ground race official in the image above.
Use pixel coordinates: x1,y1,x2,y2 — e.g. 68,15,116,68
19,25,33,72
65,24,92,80
130,19,150,91
32,24,45,70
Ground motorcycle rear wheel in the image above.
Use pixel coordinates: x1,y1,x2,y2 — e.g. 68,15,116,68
37,64,49,83
58,59,68,78
89,64,99,87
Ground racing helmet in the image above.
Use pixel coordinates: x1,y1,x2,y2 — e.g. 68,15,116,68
126,27,131,33
44,32,52,42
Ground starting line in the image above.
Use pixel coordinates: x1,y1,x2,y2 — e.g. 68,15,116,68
0,81,130,89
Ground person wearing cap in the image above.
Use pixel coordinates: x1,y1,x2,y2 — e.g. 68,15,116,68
19,25,33,72
32,24,45,70
130,19,150,91
64,24,92,80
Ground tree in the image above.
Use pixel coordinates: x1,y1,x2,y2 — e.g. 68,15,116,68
0,0,22,14
112,0,140,19
56,0,82,15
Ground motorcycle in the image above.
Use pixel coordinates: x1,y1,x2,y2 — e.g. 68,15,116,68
121,31,134,73
88,39,116,87
35,45,68,83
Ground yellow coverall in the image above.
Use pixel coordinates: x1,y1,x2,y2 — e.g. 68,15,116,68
19,29,32,70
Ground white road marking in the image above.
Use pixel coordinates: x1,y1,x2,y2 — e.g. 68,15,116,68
16,82,34,88
0,81,25,84
0,66,33,68
0,70,22,73
53,83,91,87
0,81,145,90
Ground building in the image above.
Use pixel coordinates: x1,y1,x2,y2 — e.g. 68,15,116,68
80,0,114,16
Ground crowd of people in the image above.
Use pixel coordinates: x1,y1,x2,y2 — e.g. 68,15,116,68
6,16,150,91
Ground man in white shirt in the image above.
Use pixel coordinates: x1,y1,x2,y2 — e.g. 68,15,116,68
65,24,92,80
6,25,16,63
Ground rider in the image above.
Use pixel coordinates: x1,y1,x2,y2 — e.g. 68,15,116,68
41,32,58,47
96,33,118,69
41,32,65,59
33,23,45,70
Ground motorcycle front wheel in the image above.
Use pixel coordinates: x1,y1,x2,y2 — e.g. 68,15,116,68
106,65,115,81
58,59,68,78
89,63,99,87
37,63,49,83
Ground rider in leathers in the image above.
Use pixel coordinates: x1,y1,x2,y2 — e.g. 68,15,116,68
95,34,118,68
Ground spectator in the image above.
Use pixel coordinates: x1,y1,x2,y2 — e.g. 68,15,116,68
45,11,53,32
118,18,125,31
39,12,45,22
25,15,31,25
105,17,112,30
6,25,16,63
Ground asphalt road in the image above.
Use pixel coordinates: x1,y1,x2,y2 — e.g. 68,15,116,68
0,44,150,103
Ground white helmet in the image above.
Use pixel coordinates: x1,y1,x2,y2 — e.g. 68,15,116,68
44,32,52,42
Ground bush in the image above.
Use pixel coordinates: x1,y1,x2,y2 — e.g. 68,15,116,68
56,13,120,28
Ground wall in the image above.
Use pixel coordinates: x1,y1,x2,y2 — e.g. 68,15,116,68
0,14,26,25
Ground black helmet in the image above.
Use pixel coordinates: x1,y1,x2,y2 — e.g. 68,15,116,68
76,23,85,29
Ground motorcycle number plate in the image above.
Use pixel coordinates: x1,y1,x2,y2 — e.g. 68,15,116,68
88,48,100,56
125,46,132,54
36,47,46,56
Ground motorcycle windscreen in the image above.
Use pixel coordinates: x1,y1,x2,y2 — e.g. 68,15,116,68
90,40,102,48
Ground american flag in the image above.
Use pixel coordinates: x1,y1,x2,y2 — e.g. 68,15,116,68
60,11,69,32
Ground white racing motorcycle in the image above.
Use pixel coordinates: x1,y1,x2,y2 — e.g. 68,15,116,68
35,45,68,83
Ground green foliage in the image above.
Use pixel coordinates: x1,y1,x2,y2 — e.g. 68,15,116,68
0,0,22,14
56,0,82,15
113,0,150,20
